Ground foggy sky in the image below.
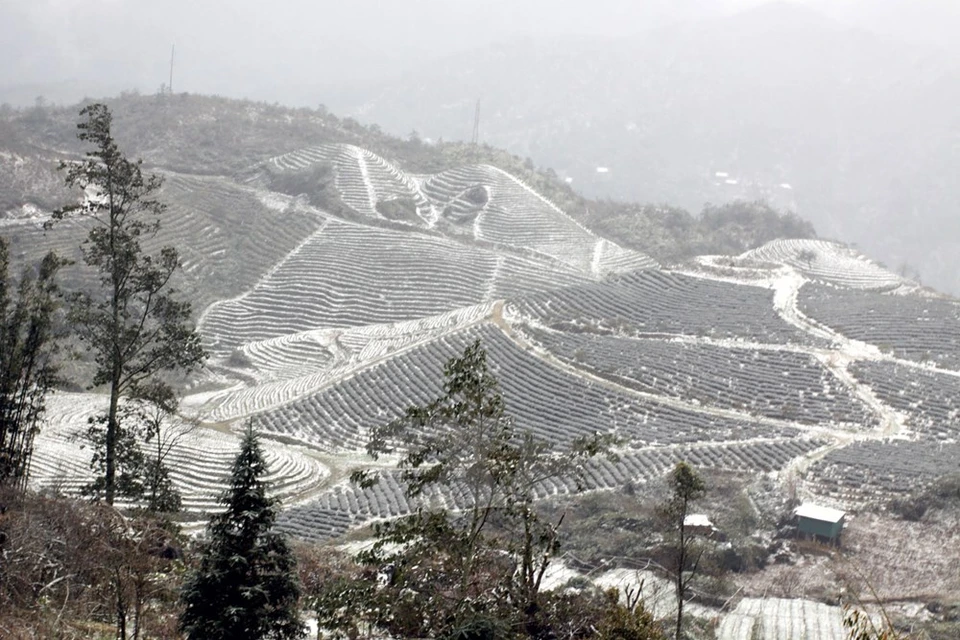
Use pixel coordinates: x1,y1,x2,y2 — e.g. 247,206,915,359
3,0,959,106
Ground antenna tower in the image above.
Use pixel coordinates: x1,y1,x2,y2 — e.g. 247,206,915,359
471,99,481,145
169,44,175,94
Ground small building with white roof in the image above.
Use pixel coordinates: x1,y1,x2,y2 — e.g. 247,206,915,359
795,503,845,545
683,513,716,537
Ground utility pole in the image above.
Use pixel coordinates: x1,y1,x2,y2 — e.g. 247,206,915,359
169,44,175,95
471,98,480,145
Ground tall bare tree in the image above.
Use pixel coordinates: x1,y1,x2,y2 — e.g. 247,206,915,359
50,103,205,504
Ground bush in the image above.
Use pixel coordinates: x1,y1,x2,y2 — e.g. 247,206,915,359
889,474,960,521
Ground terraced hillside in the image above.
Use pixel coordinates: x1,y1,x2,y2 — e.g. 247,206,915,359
7,97,960,635
19,138,660,517
5,172,323,310
18,139,957,537
30,393,328,515
6,111,956,572
741,239,907,291
198,217,590,354
250,143,658,276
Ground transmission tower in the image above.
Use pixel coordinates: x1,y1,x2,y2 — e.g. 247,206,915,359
471,99,481,145
169,44,175,94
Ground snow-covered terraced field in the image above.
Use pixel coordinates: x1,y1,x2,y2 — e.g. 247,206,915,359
257,144,434,224
717,598,846,640
807,440,960,504
509,270,823,346
8,172,324,312
24,129,960,595
849,361,960,440
422,164,657,275
521,328,877,428
254,145,656,276
278,436,823,542
742,239,905,291
158,174,325,308
29,393,328,515
240,303,494,382
201,304,497,421
200,218,589,354
799,283,960,369
251,323,806,453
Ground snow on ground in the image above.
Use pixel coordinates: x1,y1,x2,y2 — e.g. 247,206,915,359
30,392,330,515
743,239,906,292
717,598,846,640
197,303,495,422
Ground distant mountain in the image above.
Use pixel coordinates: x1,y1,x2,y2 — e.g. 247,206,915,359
345,2,960,295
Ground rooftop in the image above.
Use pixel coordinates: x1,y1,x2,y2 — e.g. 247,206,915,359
795,503,845,523
684,514,714,528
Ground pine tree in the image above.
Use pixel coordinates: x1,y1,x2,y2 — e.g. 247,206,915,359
49,103,205,505
179,425,304,640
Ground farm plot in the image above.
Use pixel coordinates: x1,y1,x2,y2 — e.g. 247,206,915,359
798,283,960,369
807,440,960,505
849,361,960,440
238,303,491,382
9,172,323,313
509,270,822,346
199,219,589,354
521,328,877,428
422,164,657,275
29,393,328,515
256,144,435,224
717,597,846,640
159,173,325,308
251,322,806,454
278,437,824,543
202,304,496,421
742,239,905,291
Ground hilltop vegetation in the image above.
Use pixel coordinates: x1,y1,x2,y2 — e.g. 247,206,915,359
0,93,815,268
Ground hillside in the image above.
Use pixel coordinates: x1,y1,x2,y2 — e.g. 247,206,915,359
3,94,960,632
345,2,960,296
0,94,815,271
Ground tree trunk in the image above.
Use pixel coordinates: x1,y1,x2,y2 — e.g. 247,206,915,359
115,570,127,640
106,374,120,505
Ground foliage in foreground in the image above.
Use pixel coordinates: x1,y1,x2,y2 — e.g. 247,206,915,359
0,238,62,494
179,425,304,640
0,490,184,639
314,340,653,639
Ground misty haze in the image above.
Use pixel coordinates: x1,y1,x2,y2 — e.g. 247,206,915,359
1,1,959,638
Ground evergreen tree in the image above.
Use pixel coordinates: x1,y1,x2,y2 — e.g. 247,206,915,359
179,424,304,640
0,238,62,494
49,103,205,505
658,461,707,640
342,340,614,638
